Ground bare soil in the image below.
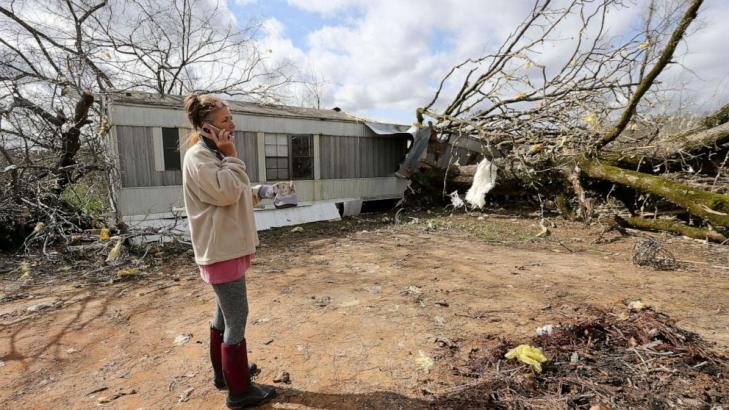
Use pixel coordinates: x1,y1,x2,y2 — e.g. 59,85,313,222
1,210,728,409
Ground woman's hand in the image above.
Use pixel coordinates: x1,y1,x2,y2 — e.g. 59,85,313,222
204,123,237,157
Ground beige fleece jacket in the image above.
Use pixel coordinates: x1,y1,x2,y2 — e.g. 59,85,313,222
182,142,262,265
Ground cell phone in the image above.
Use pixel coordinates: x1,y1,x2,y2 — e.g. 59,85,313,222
200,122,220,139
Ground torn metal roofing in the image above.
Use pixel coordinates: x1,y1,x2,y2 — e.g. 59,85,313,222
364,122,413,135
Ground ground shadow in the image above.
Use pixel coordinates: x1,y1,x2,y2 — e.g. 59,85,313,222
0,282,142,367
263,386,433,409
260,385,497,410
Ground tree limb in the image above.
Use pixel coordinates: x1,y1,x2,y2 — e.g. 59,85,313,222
595,0,704,150
579,158,729,229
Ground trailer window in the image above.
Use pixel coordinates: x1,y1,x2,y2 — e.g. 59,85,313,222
264,134,313,180
290,135,313,179
162,127,180,171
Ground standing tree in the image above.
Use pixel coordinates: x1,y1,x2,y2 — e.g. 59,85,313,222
90,0,293,98
0,0,294,251
0,0,110,251
296,67,329,109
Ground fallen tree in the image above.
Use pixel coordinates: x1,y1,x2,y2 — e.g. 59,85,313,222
407,0,729,243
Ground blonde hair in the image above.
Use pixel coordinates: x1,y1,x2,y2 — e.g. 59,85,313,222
182,94,228,148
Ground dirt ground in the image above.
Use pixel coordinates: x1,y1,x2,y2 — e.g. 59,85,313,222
1,210,728,409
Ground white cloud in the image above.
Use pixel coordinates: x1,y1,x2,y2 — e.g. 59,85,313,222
661,0,729,113
257,0,729,122
259,18,308,70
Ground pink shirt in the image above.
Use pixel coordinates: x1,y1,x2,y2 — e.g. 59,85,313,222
198,254,254,284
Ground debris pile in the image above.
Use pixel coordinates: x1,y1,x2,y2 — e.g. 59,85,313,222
632,238,678,271
436,305,729,409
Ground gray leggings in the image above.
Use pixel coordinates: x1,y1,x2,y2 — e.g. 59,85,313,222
210,277,248,345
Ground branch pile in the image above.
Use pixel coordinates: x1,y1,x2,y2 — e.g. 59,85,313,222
435,305,729,409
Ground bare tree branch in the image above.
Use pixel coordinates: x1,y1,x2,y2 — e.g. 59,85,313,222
595,0,703,150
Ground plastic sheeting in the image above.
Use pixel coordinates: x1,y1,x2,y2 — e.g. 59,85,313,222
465,158,498,208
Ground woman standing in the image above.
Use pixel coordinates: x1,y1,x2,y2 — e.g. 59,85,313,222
182,94,285,408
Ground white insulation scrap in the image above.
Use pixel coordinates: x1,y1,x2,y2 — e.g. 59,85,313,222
449,190,465,209
465,159,498,208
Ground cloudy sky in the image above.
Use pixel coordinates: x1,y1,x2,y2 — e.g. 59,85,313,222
228,0,729,125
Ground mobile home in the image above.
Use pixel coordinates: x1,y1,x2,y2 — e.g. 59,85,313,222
106,92,412,229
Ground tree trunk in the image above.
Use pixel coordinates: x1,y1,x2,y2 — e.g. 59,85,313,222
702,102,729,128
53,91,94,195
613,215,727,243
598,121,729,170
579,159,729,229
671,121,729,153
443,155,729,230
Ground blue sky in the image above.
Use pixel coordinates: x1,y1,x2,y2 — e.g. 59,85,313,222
233,1,329,51
227,0,729,125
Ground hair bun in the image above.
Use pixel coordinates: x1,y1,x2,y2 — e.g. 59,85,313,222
183,94,202,127
184,94,199,109
184,93,226,130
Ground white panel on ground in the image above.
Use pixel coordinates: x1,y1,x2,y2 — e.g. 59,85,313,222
123,202,341,244
254,202,341,230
